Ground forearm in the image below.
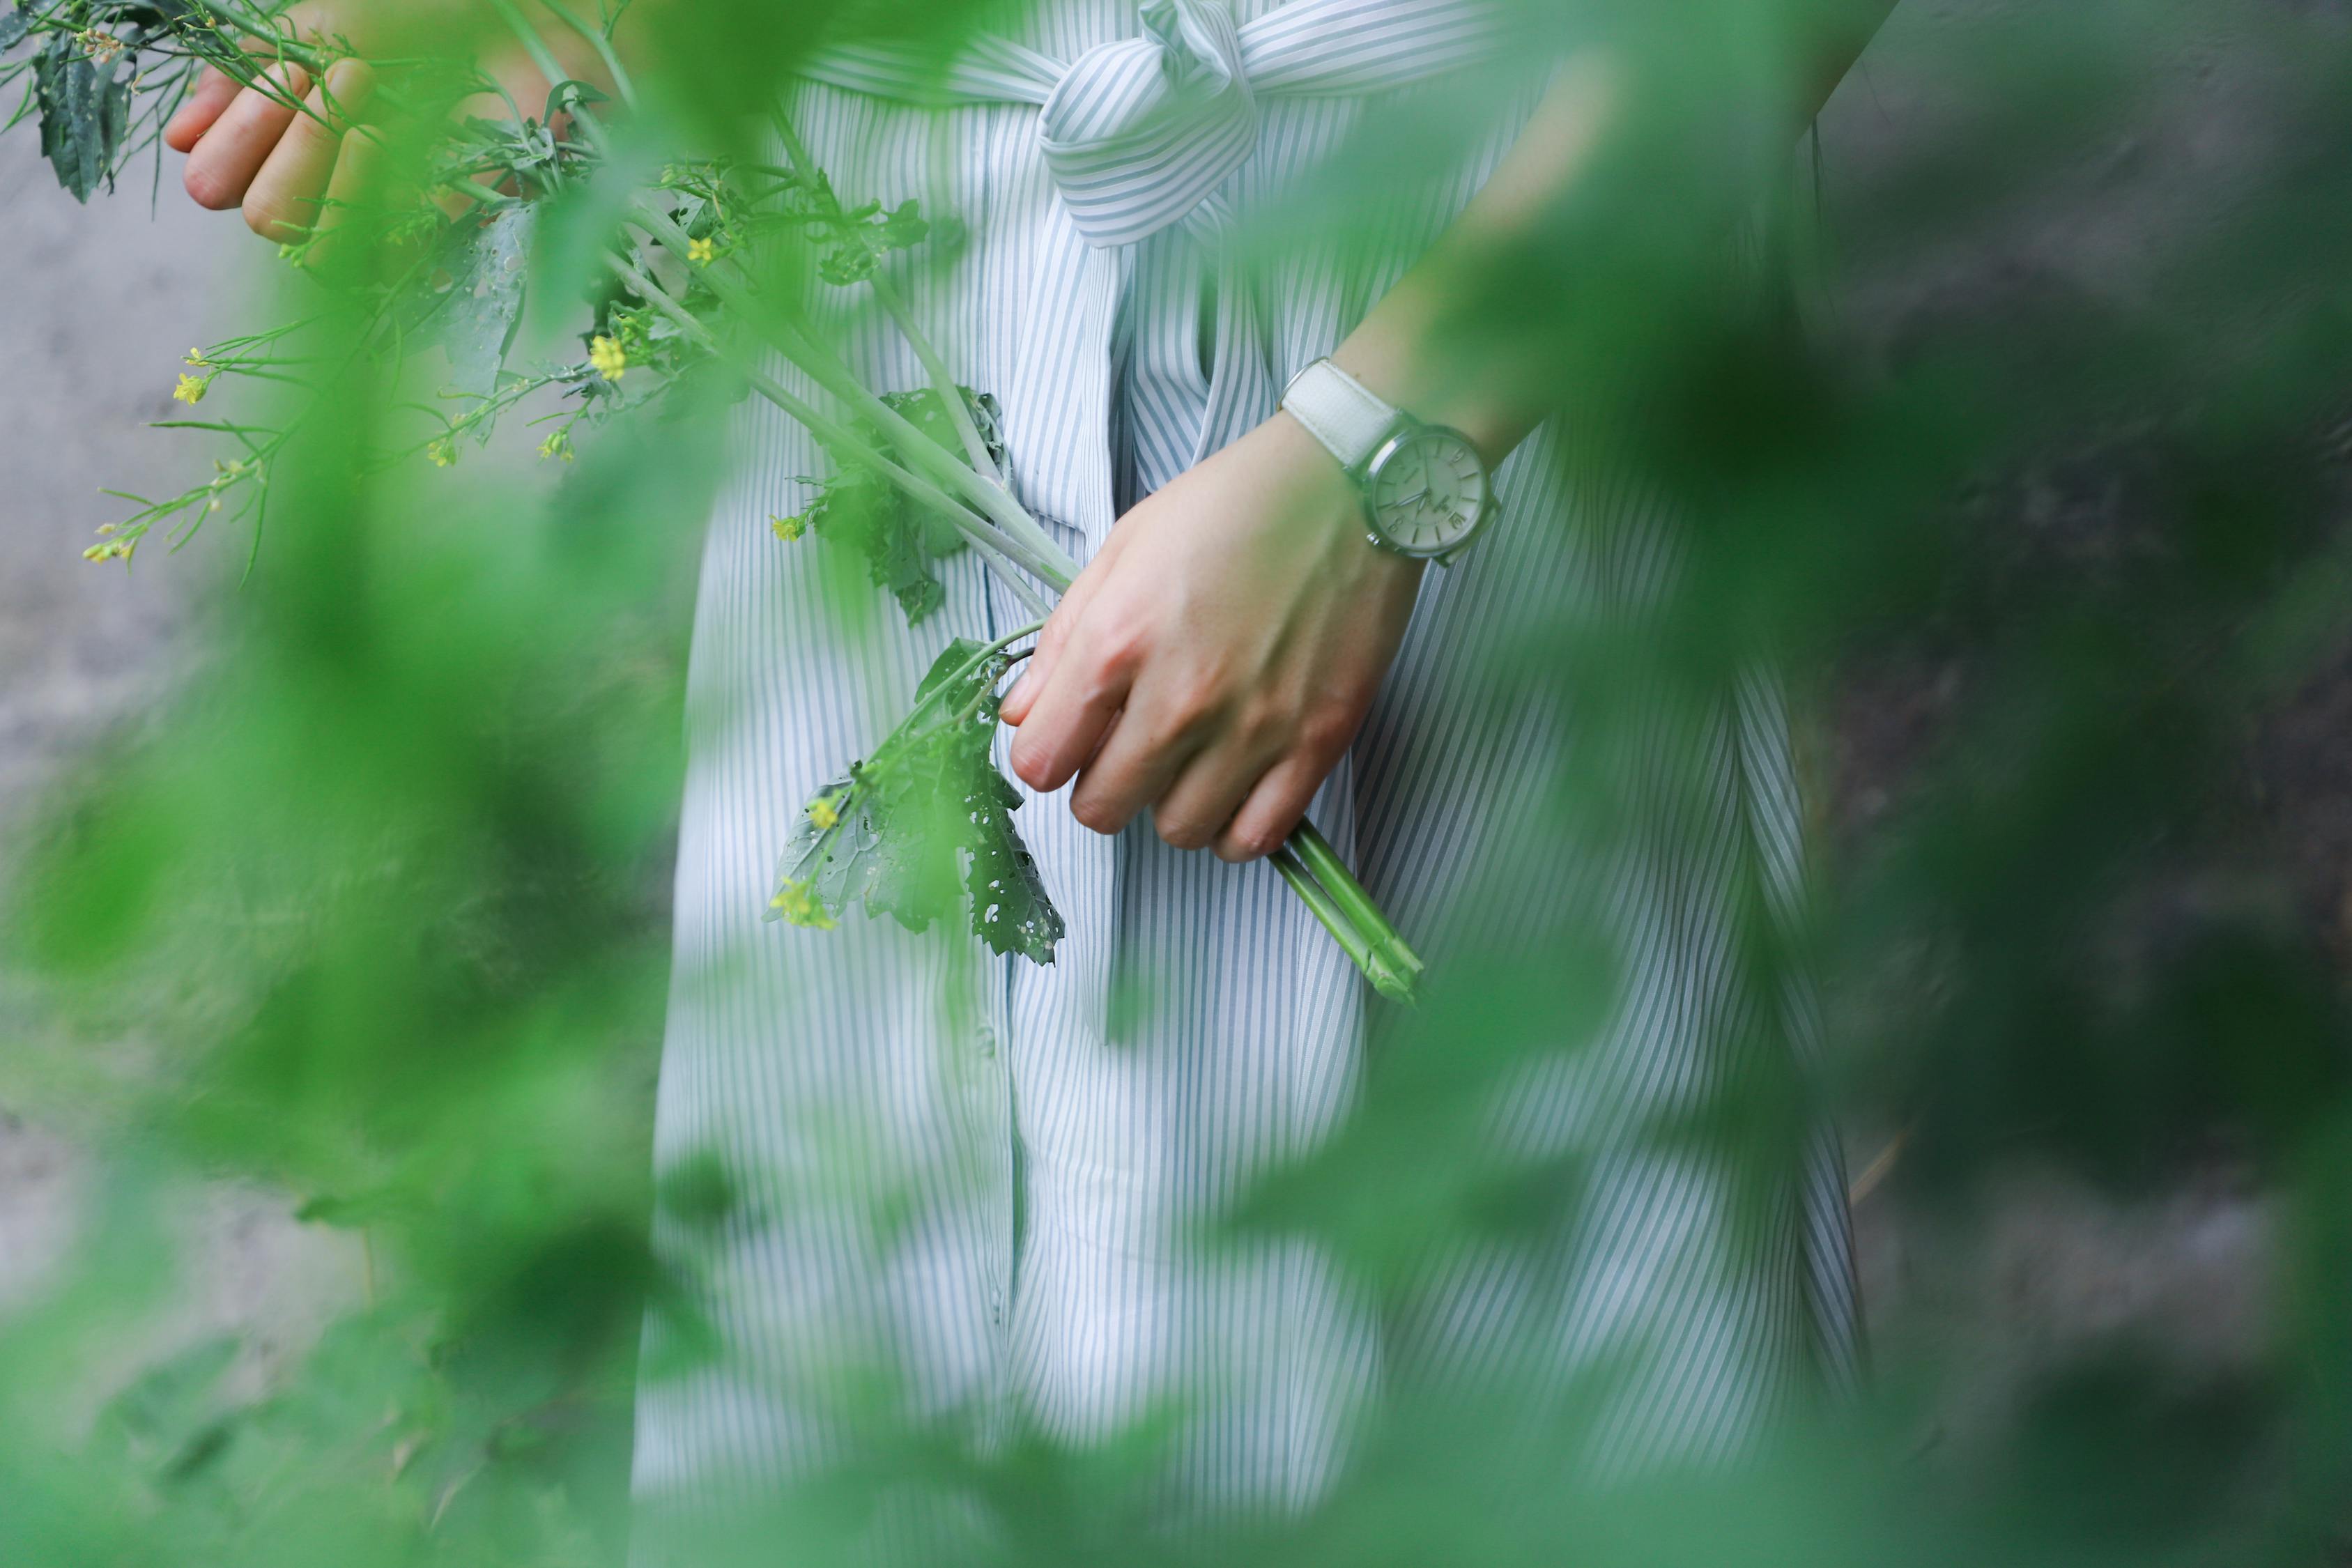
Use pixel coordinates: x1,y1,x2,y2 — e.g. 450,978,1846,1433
1325,3,1900,468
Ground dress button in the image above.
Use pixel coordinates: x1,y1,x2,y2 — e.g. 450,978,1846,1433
988,1286,1004,1325
976,1024,997,1059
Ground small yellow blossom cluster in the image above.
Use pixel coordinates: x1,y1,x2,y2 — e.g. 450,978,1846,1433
427,438,457,468
82,525,134,564
769,511,808,542
76,28,124,63
769,877,836,930
174,348,216,405
807,792,843,831
538,427,576,463
687,236,716,265
590,335,629,382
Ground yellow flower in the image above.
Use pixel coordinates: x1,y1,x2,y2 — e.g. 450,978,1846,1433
184,347,208,368
687,236,716,265
590,335,628,381
173,373,210,406
426,438,456,468
82,537,134,563
537,428,575,463
769,512,808,542
769,877,837,930
807,794,841,831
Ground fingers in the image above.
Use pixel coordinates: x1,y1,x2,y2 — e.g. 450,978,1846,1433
163,66,243,154
1065,705,1204,838
1151,737,1282,852
308,103,389,265
1004,532,1138,793
1218,747,1351,863
181,61,312,212
243,59,376,244
1001,527,1125,725
1005,611,1139,797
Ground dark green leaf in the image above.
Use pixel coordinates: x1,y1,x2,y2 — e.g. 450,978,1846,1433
0,6,35,52
771,638,1062,964
34,35,134,203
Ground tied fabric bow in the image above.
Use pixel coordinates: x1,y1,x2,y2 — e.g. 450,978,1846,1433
801,0,1510,249
1040,0,1259,247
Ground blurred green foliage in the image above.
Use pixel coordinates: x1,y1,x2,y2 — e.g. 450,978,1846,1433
6,0,2352,1565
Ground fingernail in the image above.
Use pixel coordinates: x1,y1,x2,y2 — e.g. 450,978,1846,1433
1003,672,1033,714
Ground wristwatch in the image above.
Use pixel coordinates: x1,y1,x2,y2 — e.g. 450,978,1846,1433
1280,357,1495,563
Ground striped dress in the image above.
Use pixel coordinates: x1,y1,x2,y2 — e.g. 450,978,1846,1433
633,0,1861,1520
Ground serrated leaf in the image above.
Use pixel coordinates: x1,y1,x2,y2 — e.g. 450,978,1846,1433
870,198,928,255
771,638,1063,964
795,386,1001,627
34,35,133,202
816,234,877,287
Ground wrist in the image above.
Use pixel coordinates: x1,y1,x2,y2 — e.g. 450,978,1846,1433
1325,341,1521,472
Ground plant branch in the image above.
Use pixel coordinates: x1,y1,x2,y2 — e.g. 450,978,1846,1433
769,102,1003,485
606,252,1070,590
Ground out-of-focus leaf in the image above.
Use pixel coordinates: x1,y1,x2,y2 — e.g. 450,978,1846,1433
433,206,538,398
792,386,1000,627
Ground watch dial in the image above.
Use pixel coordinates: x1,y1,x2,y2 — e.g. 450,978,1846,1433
1367,429,1488,555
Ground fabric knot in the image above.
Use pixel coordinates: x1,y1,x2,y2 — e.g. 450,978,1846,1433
799,2,1516,248
1038,0,1258,248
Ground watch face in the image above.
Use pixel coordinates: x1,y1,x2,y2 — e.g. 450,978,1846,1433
1364,425,1489,557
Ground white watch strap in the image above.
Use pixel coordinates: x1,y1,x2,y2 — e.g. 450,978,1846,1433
1281,358,1399,471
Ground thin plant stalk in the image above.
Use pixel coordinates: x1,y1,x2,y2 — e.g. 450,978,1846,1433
607,254,1075,592
769,103,1004,484
626,201,1075,584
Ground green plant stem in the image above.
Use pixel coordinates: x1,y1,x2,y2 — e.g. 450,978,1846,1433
627,201,1077,589
537,0,636,106
1269,847,1413,1004
484,0,570,96
607,253,1071,592
767,103,1005,485
1287,820,1425,985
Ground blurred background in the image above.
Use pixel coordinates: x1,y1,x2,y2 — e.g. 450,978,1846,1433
2,0,2344,1561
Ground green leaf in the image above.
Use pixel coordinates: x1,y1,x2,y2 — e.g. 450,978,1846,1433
795,386,1001,627
33,34,134,203
0,6,35,53
771,638,1063,964
869,197,929,256
429,206,538,399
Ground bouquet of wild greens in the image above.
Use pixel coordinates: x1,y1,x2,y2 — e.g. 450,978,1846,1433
2,0,1426,1000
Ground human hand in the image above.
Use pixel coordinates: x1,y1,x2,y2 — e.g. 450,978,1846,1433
162,5,384,246
162,3,565,252
999,411,1425,863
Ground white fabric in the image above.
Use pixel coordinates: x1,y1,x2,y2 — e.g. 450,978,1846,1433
633,0,1862,1525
